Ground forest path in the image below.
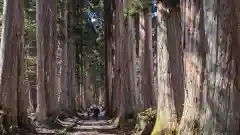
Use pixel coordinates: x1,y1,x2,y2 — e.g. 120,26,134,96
68,113,118,135
32,112,133,135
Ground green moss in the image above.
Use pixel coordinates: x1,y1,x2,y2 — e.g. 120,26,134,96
26,56,36,66
151,119,161,135
151,118,178,135
123,0,149,17
138,108,156,122
133,108,157,134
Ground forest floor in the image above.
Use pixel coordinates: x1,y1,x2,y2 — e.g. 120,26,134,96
21,112,134,135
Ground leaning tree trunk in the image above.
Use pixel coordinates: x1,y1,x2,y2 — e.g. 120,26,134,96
200,0,240,134
36,0,58,121
0,0,29,128
152,5,182,135
178,0,204,134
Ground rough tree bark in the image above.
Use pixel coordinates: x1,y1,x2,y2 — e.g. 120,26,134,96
167,9,184,120
200,0,240,134
67,0,76,112
47,0,59,117
126,15,137,113
178,0,203,134
0,0,29,128
112,0,122,117
60,0,70,112
118,0,138,117
112,0,126,123
135,12,145,111
142,7,155,108
104,0,113,116
152,4,182,134
36,0,58,121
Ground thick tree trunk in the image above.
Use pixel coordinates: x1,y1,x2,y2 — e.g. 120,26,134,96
36,0,58,121
46,0,59,117
118,0,137,116
113,0,125,121
0,0,29,128
112,0,120,117
178,0,203,134
142,8,155,108
126,16,137,113
110,1,117,117
152,6,182,135
18,51,31,126
59,0,76,114
67,0,76,112
236,0,240,93
167,10,184,119
104,0,113,116
135,13,145,112
60,0,69,112
200,0,240,134
122,17,132,115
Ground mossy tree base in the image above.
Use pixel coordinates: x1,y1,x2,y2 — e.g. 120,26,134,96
178,118,201,135
134,108,156,135
151,118,178,135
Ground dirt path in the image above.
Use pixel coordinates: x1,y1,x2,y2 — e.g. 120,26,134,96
69,119,118,135
31,113,133,135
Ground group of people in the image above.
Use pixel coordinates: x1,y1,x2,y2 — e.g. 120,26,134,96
87,105,100,121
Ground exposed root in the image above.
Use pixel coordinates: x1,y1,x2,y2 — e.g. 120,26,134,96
178,119,202,135
111,116,120,127
133,108,156,135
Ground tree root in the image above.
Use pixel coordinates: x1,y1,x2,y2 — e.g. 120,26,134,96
178,119,202,135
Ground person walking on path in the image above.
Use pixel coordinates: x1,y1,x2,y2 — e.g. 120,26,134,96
93,107,100,121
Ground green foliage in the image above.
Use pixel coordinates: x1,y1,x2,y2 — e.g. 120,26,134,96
74,0,105,89
134,108,156,134
124,0,152,16
26,56,36,72
0,0,105,90
138,108,156,122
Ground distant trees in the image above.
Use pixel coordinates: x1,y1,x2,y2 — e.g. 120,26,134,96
0,0,104,131
1,0,240,134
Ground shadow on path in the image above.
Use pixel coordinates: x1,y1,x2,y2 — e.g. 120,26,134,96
29,112,133,135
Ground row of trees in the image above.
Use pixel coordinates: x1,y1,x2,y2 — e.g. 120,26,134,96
1,0,240,134
104,0,240,134
0,0,105,132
